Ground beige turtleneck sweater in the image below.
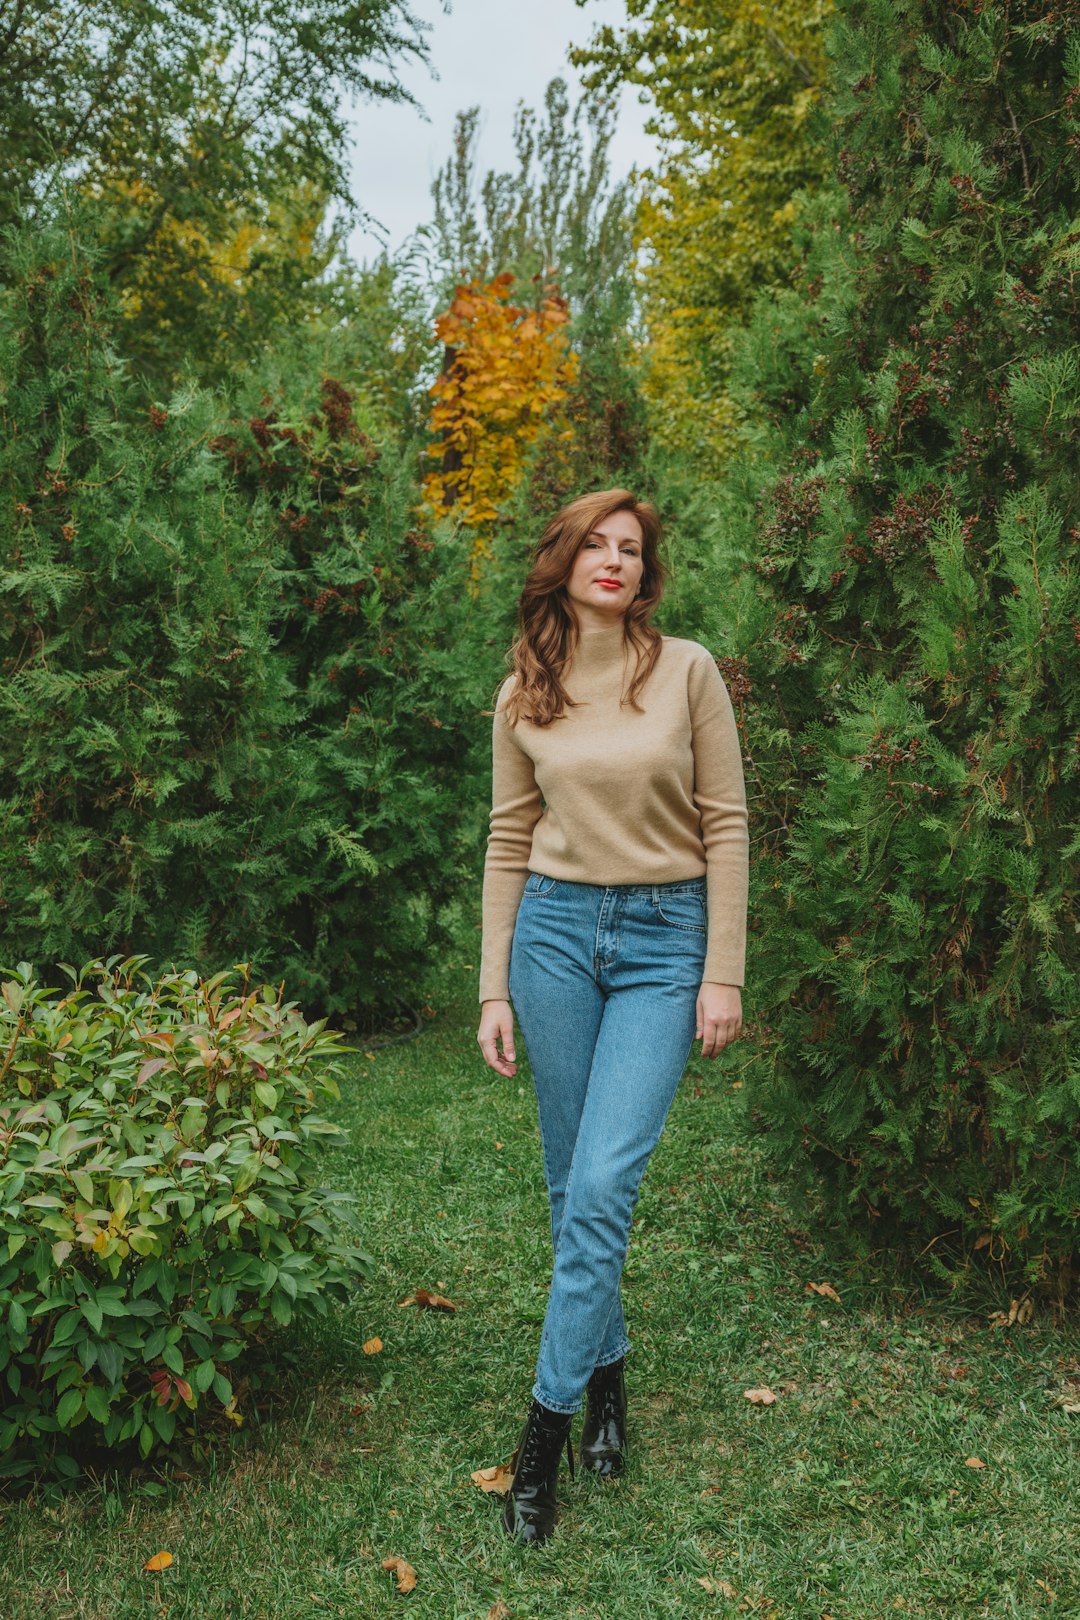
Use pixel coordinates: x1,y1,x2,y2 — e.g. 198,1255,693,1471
479,626,749,1003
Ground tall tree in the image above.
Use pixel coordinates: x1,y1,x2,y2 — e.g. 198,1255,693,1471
710,0,1080,1287
419,77,636,311
0,209,487,1020
0,0,429,386
573,0,833,467
415,76,650,582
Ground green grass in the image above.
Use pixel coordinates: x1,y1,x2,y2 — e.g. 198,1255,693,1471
2,945,1079,1619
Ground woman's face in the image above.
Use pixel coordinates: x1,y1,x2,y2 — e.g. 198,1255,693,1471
564,510,645,629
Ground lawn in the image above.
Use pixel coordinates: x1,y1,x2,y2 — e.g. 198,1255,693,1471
2,941,1078,1619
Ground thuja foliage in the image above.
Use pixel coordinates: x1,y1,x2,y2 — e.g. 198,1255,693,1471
0,217,486,1019
215,361,490,1013
714,0,1080,1288
0,957,367,1479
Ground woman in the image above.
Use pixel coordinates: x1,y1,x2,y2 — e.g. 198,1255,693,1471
476,487,749,1545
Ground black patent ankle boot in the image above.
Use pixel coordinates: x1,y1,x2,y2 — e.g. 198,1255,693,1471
501,1398,576,1545
580,1357,627,1478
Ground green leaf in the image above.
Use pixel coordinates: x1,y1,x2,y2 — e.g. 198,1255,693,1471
55,1388,85,1429
80,1296,104,1334
97,1340,123,1387
162,1341,185,1376
85,1384,111,1424
195,1358,216,1393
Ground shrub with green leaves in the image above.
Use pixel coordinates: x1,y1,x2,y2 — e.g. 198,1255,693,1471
0,956,369,1480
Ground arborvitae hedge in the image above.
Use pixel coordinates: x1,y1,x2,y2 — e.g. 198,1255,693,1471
714,0,1080,1290
0,218,488,1019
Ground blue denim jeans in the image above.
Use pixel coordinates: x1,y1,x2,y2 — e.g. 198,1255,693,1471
508,871,707,1414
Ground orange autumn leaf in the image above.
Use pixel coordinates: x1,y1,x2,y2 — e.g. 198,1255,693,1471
486,1603,512,1620
422,273,579,585
142,1551,174,1573
398,1289,456,1312
362,1336,383,1355
471,1463,513,1495
964,1456,987,1469
381,1555,417,1594
743,1386,778,1405
805,1281,841,1302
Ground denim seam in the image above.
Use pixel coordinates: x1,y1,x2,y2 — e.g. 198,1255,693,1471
531,1382,581,1416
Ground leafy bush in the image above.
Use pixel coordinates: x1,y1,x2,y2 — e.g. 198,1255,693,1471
0,956,369,1480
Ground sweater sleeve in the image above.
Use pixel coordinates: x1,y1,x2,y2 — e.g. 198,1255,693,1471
687,650,750,988
478,679,543,1003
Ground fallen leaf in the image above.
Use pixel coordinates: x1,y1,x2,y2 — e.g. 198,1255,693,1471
743,1387,777,1405
486,1603,512,1619
989,1295,1034,1329
406,1288,456,1312
1035,1579,1057,1600
142,1551,174,1573
381,1555,417,1595
494,1141,504,1150
471,1463,513,1495
696,1577,736,1597
363,1336,383,1354
964,1456,986,1469
805,1281,841,1302
398,1289,456,1311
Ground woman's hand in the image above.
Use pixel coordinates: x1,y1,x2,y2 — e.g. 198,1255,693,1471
696,982,742,1059
477,998,518,1077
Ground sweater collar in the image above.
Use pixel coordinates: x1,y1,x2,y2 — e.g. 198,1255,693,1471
566,622,633,680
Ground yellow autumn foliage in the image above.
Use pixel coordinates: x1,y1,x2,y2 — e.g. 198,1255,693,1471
423,273,579,581
574,0,833,469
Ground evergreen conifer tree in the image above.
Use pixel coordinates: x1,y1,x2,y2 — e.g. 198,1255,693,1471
712,0,1080,1288
0,212,485,1019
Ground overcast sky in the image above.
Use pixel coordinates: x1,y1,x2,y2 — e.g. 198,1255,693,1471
343,0,660,264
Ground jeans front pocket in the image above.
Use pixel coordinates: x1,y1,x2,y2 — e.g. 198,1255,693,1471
523,872,559,898
654,887,706,932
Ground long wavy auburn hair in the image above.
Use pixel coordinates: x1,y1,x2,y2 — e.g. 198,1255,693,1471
496,488,667,728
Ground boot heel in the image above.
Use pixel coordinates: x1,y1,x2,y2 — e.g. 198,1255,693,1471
580,1357,627,1478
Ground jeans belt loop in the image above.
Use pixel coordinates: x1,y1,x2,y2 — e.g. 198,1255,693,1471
651,883,659,904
